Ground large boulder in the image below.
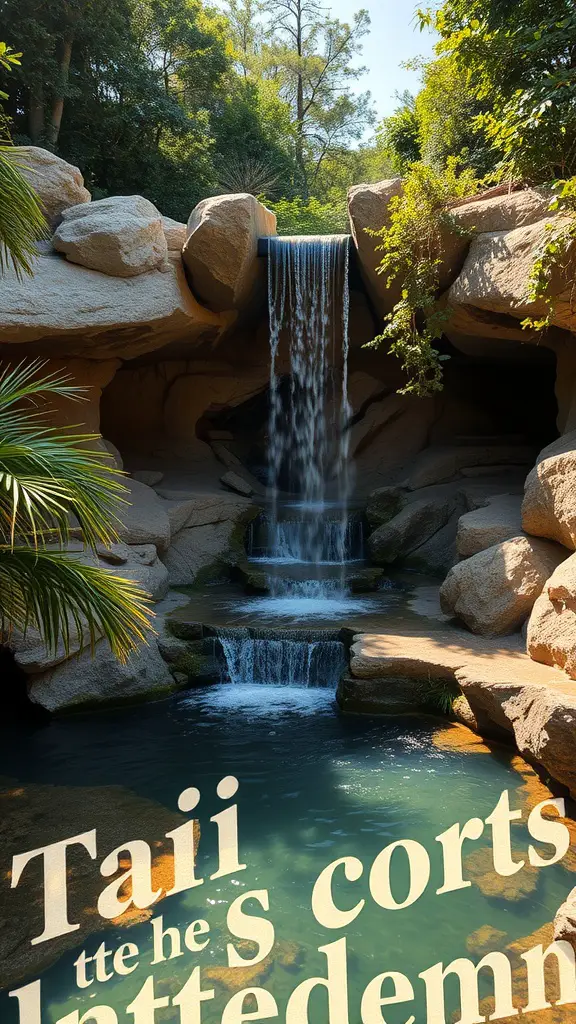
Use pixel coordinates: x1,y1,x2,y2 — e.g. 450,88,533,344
440,535,567,635
0,251,227,360
527,553,576,679
523,431,576,549
53,195,168,277
183,193,276,313
348,178,472,320
27,636,175,712
6,146,90,225
449,188,551,234
348,179,403,317
456,493,523,558
118,479,171,552
368,494,456,565
448,216,576,334
162,495,258,586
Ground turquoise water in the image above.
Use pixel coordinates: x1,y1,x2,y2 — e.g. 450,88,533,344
0,685,573,1023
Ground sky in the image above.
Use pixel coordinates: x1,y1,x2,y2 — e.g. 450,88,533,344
327,0,438,122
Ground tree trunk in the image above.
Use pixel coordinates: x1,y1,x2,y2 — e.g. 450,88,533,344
295,1,309,200
48,34,74,149
29,83,45,145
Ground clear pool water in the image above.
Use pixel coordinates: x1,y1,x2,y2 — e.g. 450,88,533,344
0,685,573,1023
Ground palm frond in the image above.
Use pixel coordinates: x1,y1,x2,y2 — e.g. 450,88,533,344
0,430,127,549
0,359,85,410
0,360,129,551
0,147,48,278
0,548,153,663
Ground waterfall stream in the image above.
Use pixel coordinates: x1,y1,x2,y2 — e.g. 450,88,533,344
217,234,361,688
219,636,346,688
267,236,352,579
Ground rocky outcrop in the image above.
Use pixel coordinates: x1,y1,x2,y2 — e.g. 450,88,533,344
368,493,457,565
117,479,171,551
440,535,567,635
27,634,175,712
53,195,168,277
6,146,91,224
182,193,276,313
523,431,576,549
449,188,551,234
161,492,259,586
0,251,227,360
407,444,535,490
9,540,170,676
527,553,576,679
347,179,403,316
344,628,576,798
448,216,576,335
456,493,523,558
162,216,187,249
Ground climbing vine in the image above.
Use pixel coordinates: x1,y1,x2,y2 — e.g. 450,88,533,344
523,177,576,332
364,159,480,397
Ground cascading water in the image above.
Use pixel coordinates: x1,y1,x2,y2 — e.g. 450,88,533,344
267,236,352,581
219,636,346,689
246,514,364,564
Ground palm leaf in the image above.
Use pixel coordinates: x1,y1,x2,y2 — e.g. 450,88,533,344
0,360,128,550
0,548,153,662
0,147,48,278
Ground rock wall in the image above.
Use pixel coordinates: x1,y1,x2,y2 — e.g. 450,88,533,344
4,147,576,715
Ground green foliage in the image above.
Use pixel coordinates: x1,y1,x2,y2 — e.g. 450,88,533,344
0,361,152,662
0,149,47,277
269,195,348,235
427,678,460,716
365,159,480,397
377,92,421,173
523,178,576,331
415,55,493,175
0,41,47,276
421,0,576,182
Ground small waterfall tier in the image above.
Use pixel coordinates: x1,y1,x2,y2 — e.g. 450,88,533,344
247,510,364,565
219,634,346,688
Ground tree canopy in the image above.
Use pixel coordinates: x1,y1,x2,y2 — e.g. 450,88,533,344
0,0,381,223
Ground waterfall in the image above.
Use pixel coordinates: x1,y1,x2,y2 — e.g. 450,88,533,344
267,236,352,580
219,636,346,688
247,514,364,564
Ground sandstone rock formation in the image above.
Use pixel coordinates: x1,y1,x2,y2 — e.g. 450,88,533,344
53,195,168,277
448,188,551,234
161,493,259,586
523,431,576,549
527,553,576,679
347,178,403,316
182,193,276,313
448,216,576,335
117,478,171,551
368,493,456,565
344,628,576,798
27,635,175,712
162,216,187,249
456,494,523,558
0,251,227,360
440,535,567,635
6,146,91,224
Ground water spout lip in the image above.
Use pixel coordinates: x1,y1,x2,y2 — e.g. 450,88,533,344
257,235,352,257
